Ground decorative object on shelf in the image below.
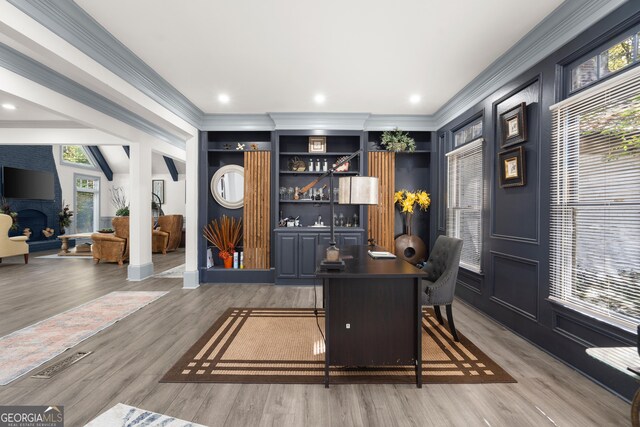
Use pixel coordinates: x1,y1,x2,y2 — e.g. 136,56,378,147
499,102,527,148
210,164,244,209
250,143,259,150
1,197,18,231
380,128,416,152
22,228,31,238
110,187,129,216
394,189,431,264
223,143,232,150
98,228,114,234
42,227,54,238
334,156,350,172
152,179,165,204
236,143,245,151
288,156,306,172
308,136,326,153
58,202,73,235
498,146,526,188
203,215,243,269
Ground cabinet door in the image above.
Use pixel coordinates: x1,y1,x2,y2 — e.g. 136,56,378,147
298,233,319,278
276,234,298,279
319,234,333,247
340,233,363,247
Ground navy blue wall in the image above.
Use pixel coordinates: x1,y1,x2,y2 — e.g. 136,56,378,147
0,145,63,250
435,2,640,400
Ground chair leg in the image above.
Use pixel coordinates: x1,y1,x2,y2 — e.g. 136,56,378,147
445,304,459,342
433,305,444,325
23,254,29,264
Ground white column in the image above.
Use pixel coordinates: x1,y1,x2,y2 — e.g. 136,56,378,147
128,141,154,280
183,135,200,289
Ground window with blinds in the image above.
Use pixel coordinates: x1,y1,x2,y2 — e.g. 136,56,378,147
446,138,484,273
550,65,640,329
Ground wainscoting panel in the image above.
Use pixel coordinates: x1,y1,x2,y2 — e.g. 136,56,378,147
489,251,539,321
552,304,635,348
457,268,482,295
243,151,271,269
367,151,395,252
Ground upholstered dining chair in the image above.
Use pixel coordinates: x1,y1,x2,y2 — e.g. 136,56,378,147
421,235,463,341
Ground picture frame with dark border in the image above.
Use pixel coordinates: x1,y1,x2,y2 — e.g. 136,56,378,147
152,179,165,204
499,102,527,148
308,136,327,153
498,146,526,188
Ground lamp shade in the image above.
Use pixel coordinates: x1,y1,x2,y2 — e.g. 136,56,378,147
338,176,379,205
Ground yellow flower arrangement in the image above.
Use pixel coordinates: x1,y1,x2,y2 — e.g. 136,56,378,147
394,189,431,235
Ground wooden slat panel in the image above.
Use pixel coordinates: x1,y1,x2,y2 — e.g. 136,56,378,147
243,151,271,269
367,151,395,252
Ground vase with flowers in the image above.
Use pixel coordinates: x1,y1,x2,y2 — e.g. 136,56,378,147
1,197,18,232
394,189,431,264
58,202,73,235
203,215,242,268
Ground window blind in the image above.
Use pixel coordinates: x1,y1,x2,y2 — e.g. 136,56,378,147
550,65,640,329
446,138,484,273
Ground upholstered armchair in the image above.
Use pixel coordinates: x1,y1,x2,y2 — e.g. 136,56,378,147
152,215,183,254
91,216,129,265
0,214,29,264
421,235,463,341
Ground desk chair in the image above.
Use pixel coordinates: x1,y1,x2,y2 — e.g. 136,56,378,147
421,235,463,341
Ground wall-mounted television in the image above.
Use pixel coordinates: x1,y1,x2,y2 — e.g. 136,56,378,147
2,166,55,200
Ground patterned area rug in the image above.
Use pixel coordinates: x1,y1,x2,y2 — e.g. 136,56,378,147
154,264,185,278
84,403,204,427
162,308,515,384
0,291,169,385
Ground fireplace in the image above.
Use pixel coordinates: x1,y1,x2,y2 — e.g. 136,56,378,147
14,209,48,241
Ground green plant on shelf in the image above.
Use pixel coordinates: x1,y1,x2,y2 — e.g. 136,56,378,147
381,128,416,152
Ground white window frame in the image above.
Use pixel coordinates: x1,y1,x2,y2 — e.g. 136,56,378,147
60,145,98,170
446,137,484,273
73,174,100,234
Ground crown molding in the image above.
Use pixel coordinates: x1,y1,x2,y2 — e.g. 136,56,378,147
7,0,203,128
433,0,628,128
268,113,371,130
364,114,436,131
0,42,185,149
200,114,275,131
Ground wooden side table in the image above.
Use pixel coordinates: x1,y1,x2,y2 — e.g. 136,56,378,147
586,347,640,426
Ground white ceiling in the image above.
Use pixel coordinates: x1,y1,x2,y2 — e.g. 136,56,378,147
76,0,563,115
0,91,70,121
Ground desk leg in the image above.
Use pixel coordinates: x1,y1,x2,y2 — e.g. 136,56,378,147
324,278,330,388
632,387,640,427
415,277,422,388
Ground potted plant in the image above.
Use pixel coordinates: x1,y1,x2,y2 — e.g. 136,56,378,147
58,202,73,235
1,197,18,231
394,189,431,264
380,128,416,152
110,187,129,216
203,215,242,268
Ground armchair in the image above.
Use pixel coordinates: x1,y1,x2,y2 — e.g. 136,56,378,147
0,214,29,264
421,235,463,341
152,215,183,254
91,216,129,265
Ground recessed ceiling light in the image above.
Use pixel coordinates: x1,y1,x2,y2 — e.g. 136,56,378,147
409,94,421,104
314,94,326,104
218,94,230,104
1,103,16,110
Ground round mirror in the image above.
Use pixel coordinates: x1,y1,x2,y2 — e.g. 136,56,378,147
210,165,244,209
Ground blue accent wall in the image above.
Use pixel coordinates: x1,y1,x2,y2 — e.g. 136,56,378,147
435,2,640,400
0,145,63,251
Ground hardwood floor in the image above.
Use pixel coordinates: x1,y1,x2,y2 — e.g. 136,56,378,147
0,249,631,426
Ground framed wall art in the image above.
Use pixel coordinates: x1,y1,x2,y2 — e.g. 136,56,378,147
152,179,165,204
498,146,526,188
499,102,527,148
308,136,327,153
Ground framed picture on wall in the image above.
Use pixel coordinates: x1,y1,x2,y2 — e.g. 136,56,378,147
498,146,526,188
499,102,527,148
308,136,327,153
152,179,165,204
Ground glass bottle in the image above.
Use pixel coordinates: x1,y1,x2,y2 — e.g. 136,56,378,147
323,158,328,172
308,158,314,172
316,159,321,171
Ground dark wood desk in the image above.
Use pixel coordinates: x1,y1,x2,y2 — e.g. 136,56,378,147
315,245,427,388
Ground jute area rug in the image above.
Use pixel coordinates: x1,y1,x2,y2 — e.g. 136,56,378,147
162,308,515,385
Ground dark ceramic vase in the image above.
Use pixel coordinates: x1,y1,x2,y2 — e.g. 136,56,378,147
394,234,426,264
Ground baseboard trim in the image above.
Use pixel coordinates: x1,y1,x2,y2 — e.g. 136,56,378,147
127,262,154,281
183,270,200,289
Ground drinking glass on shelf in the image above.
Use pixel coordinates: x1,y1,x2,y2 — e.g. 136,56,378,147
287,187,294,200
279,187,286,200
333,187,339,201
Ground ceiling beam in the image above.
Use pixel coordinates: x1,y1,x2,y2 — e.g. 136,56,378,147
163,156,179,181
86,146,113,181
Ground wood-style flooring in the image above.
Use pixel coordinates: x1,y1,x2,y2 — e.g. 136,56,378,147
0,250,631,426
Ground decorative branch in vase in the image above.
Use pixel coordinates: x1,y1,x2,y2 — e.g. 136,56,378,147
393,189,430,264
203,215,243,268
58,202,73,235
1,197,18,231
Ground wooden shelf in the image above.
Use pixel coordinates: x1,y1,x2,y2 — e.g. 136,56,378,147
279,171,359,175
279,152,355,156
279,200,330,204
